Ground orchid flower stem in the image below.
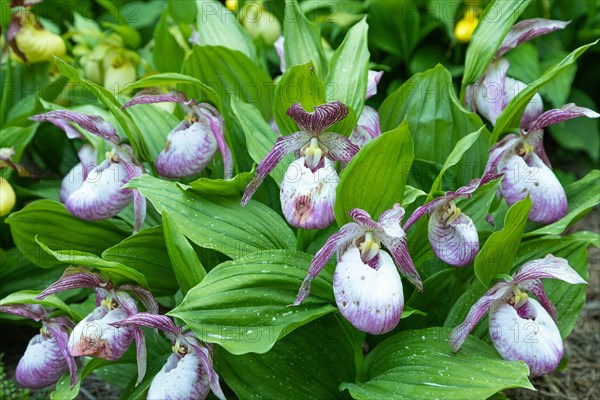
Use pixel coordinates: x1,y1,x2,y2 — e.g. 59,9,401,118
335,314,366,383
296,228,317,252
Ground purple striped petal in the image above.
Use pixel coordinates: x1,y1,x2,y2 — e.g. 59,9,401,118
47,118,85,139
68,305,135,360
449,283,511,352
334,248,403,335
280,157,337,229
514,254,587,285
508,77,544,130
428,207,479,267
30,110,119,144
118,285,159,315
241,132,311,205
0,304,45,321
46,323,78,387
147,353,210,400
349,106,381,148
287,101,349,135
366,70,384,100
526,103,600,132
403,196,447,231
66,158,133,220
61,144,98,203
185,338,225,400
489,298,563,376
37,267,106,299
121,91,188,109
499,152,567,224
319,132,359,163
16,334,68,389
110,313,181,336
133,327,146,386
275,35,286,73
519,279,557,322
349,208,378,229
496,19,570,59
378,230,422,292
156,120,218,178
196,103,233,179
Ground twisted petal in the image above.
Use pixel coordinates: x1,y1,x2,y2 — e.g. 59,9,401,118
428,209,479,267
366,70,384,100
110,313,181,337
30,110,119,144
449,283,511,352
121,91,189,109
514,254,587,285
499,152,567,223
526,103,600,132
68,305,135,360
506,77,544,130
280,157,337,229
16,334,68,389
37,266,106,299
496,19,570,59
349,106,381,148
241,132,311,205
147,353,210,400
319,132,359,163
489,298,563,376
379,231,422,292
196,103,233,179
403,196,447,231
118,285,159,315
186,339,225,400
519,279,557,322
334,248,403,334
287,101,349,135
0,303,45,321
349,208,378,229
525,129,551,168
46,322,78,387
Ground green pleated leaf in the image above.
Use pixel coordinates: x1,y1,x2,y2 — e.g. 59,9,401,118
217,315,357,399
474,196,532,288
379,64,489,187
162,210,206,294
126,103,179,161
153,12,185,73
461,0,531,89
341,327,533,399
186,168,255,197
274,62,327,135
525,169,600,237
367,0,419,61
283,0,328,79
36,238,148,287
170,250,337,354
167,0,196,24
335,119,413,225
126,174,295,258
6,200,127,269
326,18,369,117
195,0,256,61
492,40,598,142
102,226,178,295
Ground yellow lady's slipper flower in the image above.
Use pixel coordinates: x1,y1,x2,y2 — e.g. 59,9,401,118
12,13,65,63
226,0,238,12
455,9,479,43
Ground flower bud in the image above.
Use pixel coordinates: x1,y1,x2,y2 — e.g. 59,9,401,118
455,9,479,43
16,333,69,389
103,49,137,95
241,3,281,46
0,177,16,217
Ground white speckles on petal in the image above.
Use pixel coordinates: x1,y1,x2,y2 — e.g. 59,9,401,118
147,353,210,400
489,298,563,376
280,157,337,229
16,334,68,389
334,248,403,335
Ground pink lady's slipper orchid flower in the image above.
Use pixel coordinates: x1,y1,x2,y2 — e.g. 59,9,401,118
111,313,225,400
30,110,146,232
0,303,78,388
349,105,382,148
242,101,359,229
121,91,233,179
294,204,422,334
466,19,570,129
36,267,159,386
487,104,599,223
449,254,586,376
403,164,502,267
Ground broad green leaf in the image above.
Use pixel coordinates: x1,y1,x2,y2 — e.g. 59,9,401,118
196,0,256,61
525,170,600,236
162,211,206,294
217,315,356,399
283,0,328,79
538,43,577,108
274,62,327,135
6,200,127,269
0,248,63,298
341,327,533,399
0,290,81,321
168,0,196,24
335,119,413,224
402,185,427,207
126,103,179,161
461,0,531,90
231,100,292,186
492,40,598,142
504,43,541,84
36,238,148,287
124,73,221,108
326,18,369,117
0,124,38,162
102,226,178,295
170,250,336,354
53,58,151,162
380,64,489,187
153,12,185,73
367,0,420,61
127,174,295,258
186,169,255,197
430,128,483,194
474,196,532,288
